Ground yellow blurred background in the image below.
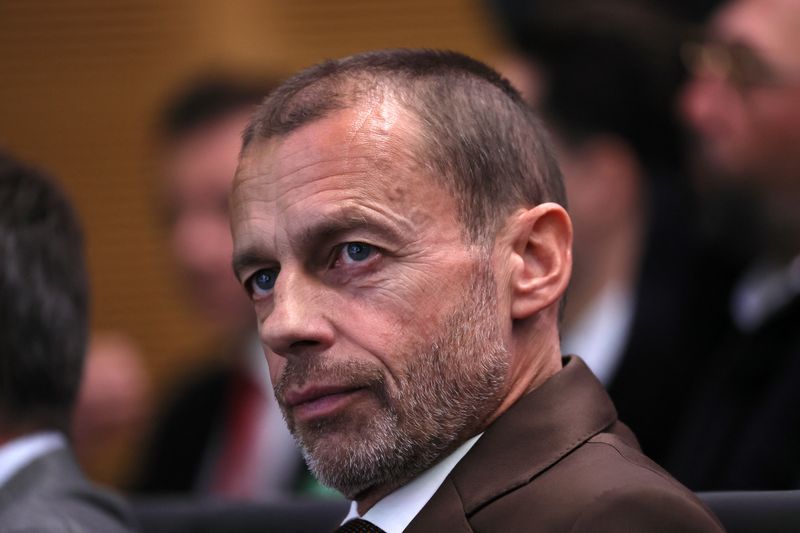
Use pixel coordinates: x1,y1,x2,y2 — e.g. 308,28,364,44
0,0,504,486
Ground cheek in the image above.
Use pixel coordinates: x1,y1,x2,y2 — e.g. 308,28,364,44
747,93,800,149
333,264,473,371
681,80,752,158
172,213,234,270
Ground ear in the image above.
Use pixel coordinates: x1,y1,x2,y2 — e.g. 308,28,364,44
505,203,572,320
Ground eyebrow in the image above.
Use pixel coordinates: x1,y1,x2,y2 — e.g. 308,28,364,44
232,247,272,282
231,207,406,280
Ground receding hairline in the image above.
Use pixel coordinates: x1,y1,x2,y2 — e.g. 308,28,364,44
235,97,438,203
240,88,422,157
238,49,566,245
241,49,528,148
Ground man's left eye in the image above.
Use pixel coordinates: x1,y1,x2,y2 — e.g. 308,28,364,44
341,242,375,263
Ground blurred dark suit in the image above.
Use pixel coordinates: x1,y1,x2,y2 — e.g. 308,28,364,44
668,292,800,490
606,181,740,464
135,355,314,497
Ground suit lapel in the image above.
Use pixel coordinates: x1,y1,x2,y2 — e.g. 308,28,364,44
405,478,473,532
451,357,618,515
408,357,619,529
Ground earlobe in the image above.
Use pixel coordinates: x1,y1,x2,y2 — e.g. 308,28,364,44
508,203,573,320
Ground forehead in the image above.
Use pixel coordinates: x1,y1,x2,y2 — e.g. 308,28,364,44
164,112,251,195
714,0,800,67
231,103,457,244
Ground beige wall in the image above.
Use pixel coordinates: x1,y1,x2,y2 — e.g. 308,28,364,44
0,0,503,483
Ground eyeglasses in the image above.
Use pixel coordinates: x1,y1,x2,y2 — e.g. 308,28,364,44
682,40,800,88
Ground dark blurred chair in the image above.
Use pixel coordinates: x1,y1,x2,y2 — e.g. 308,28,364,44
132,497,348,533
134,491,800,532
698,491,800,533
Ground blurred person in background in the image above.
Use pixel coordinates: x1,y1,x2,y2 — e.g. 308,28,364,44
667,0,800,490
491,0,739,465
0,151,136,532
134,75,323,500
72,331,151,488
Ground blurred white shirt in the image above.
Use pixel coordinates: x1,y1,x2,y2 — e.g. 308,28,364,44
0,431,66,488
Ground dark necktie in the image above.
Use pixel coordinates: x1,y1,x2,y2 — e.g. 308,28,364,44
334,518,387,533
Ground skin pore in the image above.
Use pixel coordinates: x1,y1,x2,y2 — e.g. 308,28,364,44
231,99,570,512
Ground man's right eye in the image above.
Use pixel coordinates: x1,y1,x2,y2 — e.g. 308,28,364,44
246,269,278,300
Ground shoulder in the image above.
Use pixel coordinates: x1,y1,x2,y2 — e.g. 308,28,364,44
0,451,136,533
468,432,722,532
557,433,722,532
0,500,134,533
568,484,721,533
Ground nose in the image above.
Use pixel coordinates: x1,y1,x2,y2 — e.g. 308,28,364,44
680,76,735,136
172,212,231,279
259,269,335,358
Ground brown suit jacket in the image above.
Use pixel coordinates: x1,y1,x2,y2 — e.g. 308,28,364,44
406,357,723,532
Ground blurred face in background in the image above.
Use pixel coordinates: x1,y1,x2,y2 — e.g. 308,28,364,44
162,110,255,334
681,0,800,187
552,134,642,279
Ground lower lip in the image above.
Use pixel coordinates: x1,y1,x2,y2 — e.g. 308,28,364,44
292,389,369,423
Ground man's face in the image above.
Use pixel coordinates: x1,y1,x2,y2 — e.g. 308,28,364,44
681,0,800,185
231,103,511,499
162,111,255,333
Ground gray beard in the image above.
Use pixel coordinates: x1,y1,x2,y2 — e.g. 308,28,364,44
275,262,510,499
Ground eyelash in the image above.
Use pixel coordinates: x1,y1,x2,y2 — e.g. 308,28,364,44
331,241,378,267
244,242,381,301
245,268,279,301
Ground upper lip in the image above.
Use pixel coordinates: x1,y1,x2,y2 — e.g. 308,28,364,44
283,384,363,407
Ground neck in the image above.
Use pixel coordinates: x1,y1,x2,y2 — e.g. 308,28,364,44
0,428,37,447
0,416,44,446
353,334,562,516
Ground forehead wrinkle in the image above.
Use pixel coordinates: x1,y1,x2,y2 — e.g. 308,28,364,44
717,0,800,54
233,102,457,263
292,206,398,252
270,166,374,224
230,209,280,280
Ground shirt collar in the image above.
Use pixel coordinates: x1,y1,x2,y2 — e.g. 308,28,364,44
732,254,800,331
342,433,481,533
0,431,66,488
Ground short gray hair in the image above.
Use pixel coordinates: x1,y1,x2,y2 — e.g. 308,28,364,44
243,49,566,243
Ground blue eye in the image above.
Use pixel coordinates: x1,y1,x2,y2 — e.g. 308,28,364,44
249,268,278,298
344,242,374,262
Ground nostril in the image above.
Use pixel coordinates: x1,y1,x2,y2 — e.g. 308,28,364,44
290,339,320,349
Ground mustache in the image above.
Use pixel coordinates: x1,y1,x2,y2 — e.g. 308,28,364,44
274,357,389,408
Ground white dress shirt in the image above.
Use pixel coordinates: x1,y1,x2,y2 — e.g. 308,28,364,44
341,433,482,533
731,254,800,332
0,431,66,488
561,282,635,385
